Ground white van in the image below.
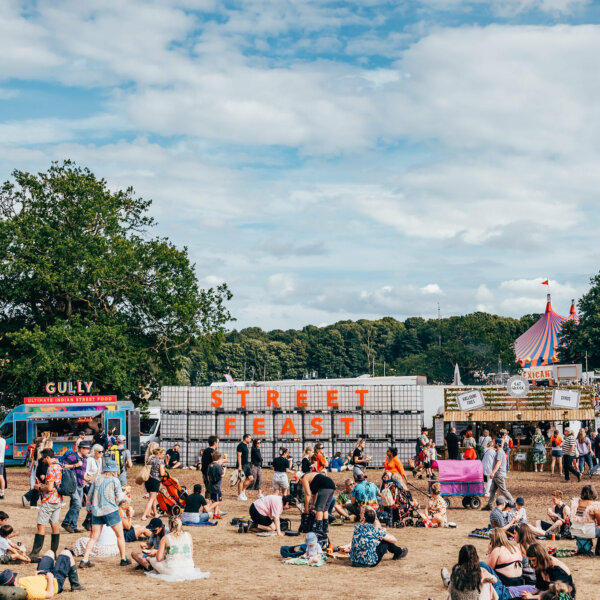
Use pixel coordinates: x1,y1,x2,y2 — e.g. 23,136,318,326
139,406,161,458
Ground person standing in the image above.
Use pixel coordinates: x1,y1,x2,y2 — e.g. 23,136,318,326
74,432,87,451
445,426,460,460
483,438,514,510
561,427,581,482
29,449,63,563
352,439,370,479
200,436,218,491
61,441,91,533
532,428,547,473
549,429,563,476
479,429,492,448
141,447,166,520
300,471,336,535
92,426,109,451
0,433,6,499
236,434,254,501
108,436,133,487
576,430,593,475
250,439,263,499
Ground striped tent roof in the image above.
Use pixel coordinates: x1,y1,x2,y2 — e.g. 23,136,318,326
515,294,567,368
569,298,579,322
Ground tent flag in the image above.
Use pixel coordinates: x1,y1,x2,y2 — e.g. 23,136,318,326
541,279,549,285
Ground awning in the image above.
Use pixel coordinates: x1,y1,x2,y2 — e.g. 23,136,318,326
27,411,103,420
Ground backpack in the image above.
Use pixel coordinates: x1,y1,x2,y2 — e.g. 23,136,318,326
380,487,395,507
57,466,77,497
209,464,222,486
279,518,291,532
298,511,315,534
107,446,125,474
280,544,306,558
576,537,593,554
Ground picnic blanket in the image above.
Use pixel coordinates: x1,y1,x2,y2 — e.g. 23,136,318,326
146,568,210,582
546,546,578,558
469,527,491,539
283,557,327,567
184,521,218,527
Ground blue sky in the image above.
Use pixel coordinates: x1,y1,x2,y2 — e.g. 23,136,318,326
1,0,600,330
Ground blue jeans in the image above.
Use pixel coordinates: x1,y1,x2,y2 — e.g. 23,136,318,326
38,552,71,593
479,562,536,599
118,471,127,487
579,453,593,473
62,486,83,529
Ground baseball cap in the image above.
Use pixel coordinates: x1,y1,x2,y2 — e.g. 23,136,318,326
0,569,16,585
516,497,525,506
148,517,164,531
78,441,91,449
117,435,126,443
496,496,507,505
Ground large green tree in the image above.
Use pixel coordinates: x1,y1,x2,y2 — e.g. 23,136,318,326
0,161,231,404
560,271,600,369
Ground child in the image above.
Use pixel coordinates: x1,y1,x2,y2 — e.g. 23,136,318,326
302,532,323,564
512,497,527,525
425,482,447,527
0,514,17,540
207,452,225,518
0,526,29,563
301,447,313,474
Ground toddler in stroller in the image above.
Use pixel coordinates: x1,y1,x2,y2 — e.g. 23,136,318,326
379,472,423,528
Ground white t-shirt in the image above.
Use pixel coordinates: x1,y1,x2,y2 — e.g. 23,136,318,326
0,537,10,556
0,437,6,463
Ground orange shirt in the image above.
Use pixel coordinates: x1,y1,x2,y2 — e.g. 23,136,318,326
314,453,327,472
384,456,406,479
42,462,63,504
550,435,562,448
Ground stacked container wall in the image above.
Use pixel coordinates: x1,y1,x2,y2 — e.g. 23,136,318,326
161,413,188,440
303,412,332,440
363,413,392,438
332,412,363,439
273,413,303,440
246,413,274,439
189,414,216,440
217,413,245,440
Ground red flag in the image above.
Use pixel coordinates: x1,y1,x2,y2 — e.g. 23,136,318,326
541,279,549,285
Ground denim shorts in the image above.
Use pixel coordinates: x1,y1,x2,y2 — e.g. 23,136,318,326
92,509,121,527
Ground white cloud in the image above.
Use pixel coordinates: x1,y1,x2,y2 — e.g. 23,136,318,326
420,283,443,294
266,273,297,301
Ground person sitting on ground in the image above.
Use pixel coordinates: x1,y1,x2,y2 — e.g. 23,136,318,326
515,524,539,585
78,459,131,569
165,444,182,470
520,543,575,599
329,452,347,472
569,483,600,543
0,549,85,596
489,496,514,530
131,518,168,571
292,531,323,564
535,491,570,539
426,483,447,528
207,452,225,519
383,447,407,484
352,473,380,522
349,509,407,567
145,515,208,581
301,447,313,474
0,513,18,540
485,528,523,587
334,479,358,520
0,525,29,564
119,497,150,542
248,494,295,537
539,581,574,600
441,544,499,600
181,484,214,524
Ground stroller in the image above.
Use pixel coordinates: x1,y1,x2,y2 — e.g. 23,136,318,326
156,471,188,516
429,460,484,509
379,478,424,528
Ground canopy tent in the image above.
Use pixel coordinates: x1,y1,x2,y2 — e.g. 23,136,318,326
568,299,579,322
515,294,567,368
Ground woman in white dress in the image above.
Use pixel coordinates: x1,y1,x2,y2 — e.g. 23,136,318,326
146,516,209,582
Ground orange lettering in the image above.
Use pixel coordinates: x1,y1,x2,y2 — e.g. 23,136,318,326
355,389,368,407
340,417,354,435
280,418,297,436
237,389,249,408
296,390,308,408
253,418,265,436
267,390,280,407
311,417,323,435
224,417,236,435
211,390,222,407
327,390,338,407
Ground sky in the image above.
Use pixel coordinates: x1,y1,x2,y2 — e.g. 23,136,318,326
1,0,600,331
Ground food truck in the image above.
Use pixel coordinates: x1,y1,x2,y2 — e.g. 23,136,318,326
0,381,141,465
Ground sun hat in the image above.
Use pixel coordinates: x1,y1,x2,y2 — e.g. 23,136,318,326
0,569,16,585
305,532,318,545
103,459,119,473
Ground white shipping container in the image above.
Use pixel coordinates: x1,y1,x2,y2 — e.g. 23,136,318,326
188,387,212,412
216,413,245,440
367,442,389,467
187,441,203,466
273,413,303,440
245,413,274,439
363,413,391,438
189,414,216,440
162,413,188,439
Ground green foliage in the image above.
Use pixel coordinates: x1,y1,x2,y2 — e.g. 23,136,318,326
192,312,528,385
560,271,600,369
0,161,232,405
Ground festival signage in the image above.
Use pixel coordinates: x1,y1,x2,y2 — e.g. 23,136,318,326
24,395,117,405
45,381,93,395
456,390,485,411
551,389,580,410
506,376,529,398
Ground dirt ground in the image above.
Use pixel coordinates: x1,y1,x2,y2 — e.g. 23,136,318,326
3,466,598,600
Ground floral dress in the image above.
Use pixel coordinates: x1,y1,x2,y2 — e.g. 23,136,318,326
532,434,547,465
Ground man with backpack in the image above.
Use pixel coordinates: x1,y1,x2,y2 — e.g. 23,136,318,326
107,436,132,487
30,450,64,563
92,426,109,451
61,442,91,534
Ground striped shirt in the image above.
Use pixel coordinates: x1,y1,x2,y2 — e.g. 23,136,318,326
562,434,576,456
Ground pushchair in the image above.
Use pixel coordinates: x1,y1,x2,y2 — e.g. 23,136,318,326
429,460,484,509
379,478,424,528
156,471,188,516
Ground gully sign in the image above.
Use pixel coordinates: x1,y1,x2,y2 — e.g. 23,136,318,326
45,381,93,395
